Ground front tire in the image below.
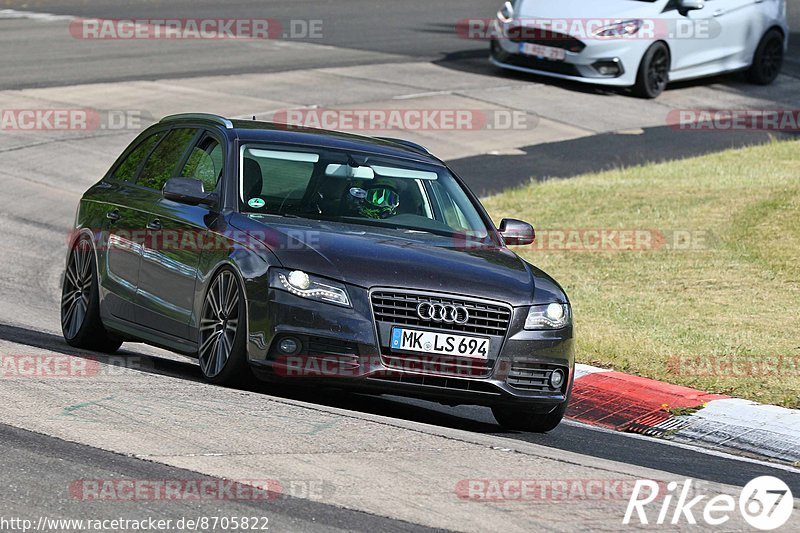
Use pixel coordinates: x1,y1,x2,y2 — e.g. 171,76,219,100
492,402,567,433
633,42,670,99
492,380,573,433
746,29,784,85
198,268,254,387
61,236,122,353
492,401,569,433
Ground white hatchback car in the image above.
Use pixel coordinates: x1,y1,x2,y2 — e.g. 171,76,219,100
489,0,789,98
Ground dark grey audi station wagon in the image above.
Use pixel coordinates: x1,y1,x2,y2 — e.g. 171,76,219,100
62,113,574,432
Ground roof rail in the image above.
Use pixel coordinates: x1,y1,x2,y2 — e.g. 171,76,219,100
375,136,430,155
160,113,234,129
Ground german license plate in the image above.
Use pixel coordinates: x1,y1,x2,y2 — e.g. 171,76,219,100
390,328,489,360
520,42,566,61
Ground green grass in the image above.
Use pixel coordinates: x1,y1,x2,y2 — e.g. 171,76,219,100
482,140,800,408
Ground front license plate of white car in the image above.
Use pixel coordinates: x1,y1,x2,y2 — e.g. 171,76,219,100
390,328,489,360
520,42,566,61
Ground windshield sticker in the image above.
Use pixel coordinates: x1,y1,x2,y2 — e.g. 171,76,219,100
247,198,266,209
349,187,367,199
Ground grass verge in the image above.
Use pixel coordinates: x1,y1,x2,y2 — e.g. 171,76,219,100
482,139,800,408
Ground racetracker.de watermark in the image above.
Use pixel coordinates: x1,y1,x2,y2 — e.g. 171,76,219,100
455,229,711,252
273,354,502,379
0,355,150,378
70,228,320,254
0,109,148,132
272,108,534,131
69,479,331,501
668,109,800,132
667,355,800,378
457,18,721,41
456,479,666,502
69,18,324,40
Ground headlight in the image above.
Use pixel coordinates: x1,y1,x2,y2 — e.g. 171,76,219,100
270,269,351,307
595,19,643,38
497,1,515,23
525,303,571,330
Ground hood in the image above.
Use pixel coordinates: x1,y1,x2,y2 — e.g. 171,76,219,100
516,0,662,21
232,214,567,307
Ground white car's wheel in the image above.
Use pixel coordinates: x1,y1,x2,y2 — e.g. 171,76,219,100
746,29,784,85
633,42,670,99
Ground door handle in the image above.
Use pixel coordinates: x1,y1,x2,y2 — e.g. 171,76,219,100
106,209,120,222
713,9,724,17
146,219,162,231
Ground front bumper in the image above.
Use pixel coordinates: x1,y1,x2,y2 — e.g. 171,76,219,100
246,283,575,409
490,34,649,88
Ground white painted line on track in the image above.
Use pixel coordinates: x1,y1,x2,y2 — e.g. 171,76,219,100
574,363,613,379
0,9,74,22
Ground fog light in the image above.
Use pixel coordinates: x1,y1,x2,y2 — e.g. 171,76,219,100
592,60,622,77
278,337,301,355
550,368,565,389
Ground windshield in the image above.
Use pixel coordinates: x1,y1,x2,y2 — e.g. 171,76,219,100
238,144,491,239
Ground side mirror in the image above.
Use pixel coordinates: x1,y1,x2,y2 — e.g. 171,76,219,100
163,177,217,207
498,218,535,246
678,0,704,12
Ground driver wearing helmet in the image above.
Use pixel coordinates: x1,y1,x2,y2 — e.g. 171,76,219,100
346,181,401,219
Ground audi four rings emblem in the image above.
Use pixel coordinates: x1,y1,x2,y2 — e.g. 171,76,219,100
416,302,470,324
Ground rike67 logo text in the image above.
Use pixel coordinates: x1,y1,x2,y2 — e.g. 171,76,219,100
624,477,794,530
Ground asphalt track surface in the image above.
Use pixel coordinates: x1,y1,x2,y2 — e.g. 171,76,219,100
0,0,798,89
1,423,436,533
1,1,799,530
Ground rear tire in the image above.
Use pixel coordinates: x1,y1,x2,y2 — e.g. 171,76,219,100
61,236,122,354
197,268,255,387
746,29,784,85
633,42,670,99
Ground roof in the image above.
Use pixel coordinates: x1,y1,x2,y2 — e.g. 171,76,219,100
159,113,440,164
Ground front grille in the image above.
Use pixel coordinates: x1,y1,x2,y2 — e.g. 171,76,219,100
381,353,491,378
371,290,511,337
508,361,567,392
507,26,586,53
495,48,582,77
370,373,500,395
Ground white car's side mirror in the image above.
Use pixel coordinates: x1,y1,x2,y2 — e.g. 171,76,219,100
678,0,705,11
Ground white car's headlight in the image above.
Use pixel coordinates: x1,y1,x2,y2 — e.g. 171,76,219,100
595,19,643,38
271,269,351,307
525,303,571,330
497,1,515,23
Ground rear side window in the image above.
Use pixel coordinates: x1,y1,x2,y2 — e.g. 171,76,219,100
111,132,163,182
181,135,224,192
137,128,197,191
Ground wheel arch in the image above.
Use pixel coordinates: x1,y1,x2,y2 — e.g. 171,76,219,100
65,227,103,287
764,25,786,41
652,40,672,71
193,249,271,359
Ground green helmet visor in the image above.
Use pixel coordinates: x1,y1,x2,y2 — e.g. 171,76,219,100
366,187,400,208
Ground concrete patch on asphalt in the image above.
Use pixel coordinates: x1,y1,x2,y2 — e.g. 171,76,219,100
667,399,800,465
